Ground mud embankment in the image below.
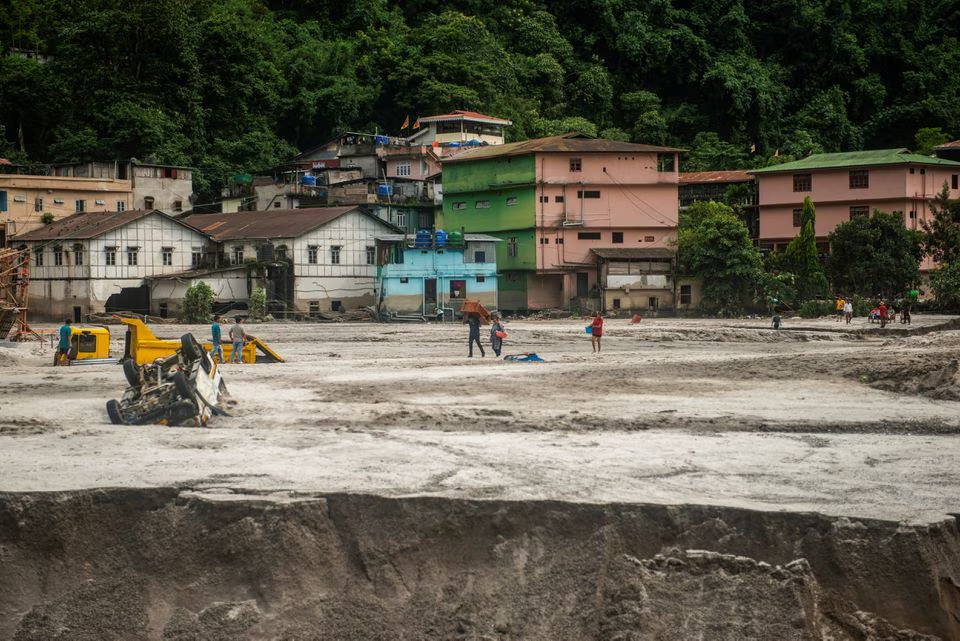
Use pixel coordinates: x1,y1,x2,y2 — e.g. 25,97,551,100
1,489,959,640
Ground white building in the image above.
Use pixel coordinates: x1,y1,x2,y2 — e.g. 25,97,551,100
12,209,211,320
182,206,398,314
49,160,195,215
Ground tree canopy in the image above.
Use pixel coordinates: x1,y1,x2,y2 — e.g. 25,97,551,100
1,0,958,199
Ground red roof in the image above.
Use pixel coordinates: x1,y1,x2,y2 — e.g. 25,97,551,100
934,140,960,149
417,110,512,125
679,171,754,184
184,207,395,241
13,209,195,241
443,133,683,163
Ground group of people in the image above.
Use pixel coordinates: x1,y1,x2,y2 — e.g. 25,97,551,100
210,315,249,364
834,297,855,324
463,311,605,357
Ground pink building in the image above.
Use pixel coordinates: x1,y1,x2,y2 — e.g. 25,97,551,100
750,149,960,263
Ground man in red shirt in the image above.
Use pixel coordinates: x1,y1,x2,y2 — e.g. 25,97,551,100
591,312,604,353
878,301,887,328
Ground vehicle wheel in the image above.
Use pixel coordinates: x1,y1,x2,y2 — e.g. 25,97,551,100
106,399,124,425
173,371,196,400
180,334,202,360
123,359,142,387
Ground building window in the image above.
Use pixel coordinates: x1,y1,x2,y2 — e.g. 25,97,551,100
232,246,244,264
577,190,600,199
117,201,125,212
540,237,550,244
275,245,287,260
644,235,655,242
792,208,802,227
475,200,490,209
366,246,375,265
330,245,341,264
395,211,406,227
507,237,517,257
399,277,408,283
570,158,582,172
539,196,549,203
909,210,917,219
191,247,202,266
555,195,564,203
953,174,958,190
0,190,6,212
476,275,485,283
307,245,318,264
849,205,869,219
506,196,518,206
75,200,85,212
849,170,869,189
577,232,601,240
612,298,621,309
53,198,64,204
419,212,430,228
309,301,320,315
397,162,412,177
474,251,486,262
34,197,43,212
680,284,692,305
792,173,812,192
450,279,466,299
162,247,173,266
453,201,466,210
73,244,83,266
94,199,105,206
657,153,675,172
173,200,183,212
556,237,564,244
612,232,624,244
53,246,63,266
105,247,116,266
127,246,139,265
34,248,43,267
274,201,281,208
144,196,154,209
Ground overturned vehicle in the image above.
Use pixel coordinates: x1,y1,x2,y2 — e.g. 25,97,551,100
106,333,230,426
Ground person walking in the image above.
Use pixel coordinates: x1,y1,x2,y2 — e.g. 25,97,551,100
771,313,781,330
843,299,853,324
229,317,247,363
489,313,504,357
210,315,224,363
591,312,604,353
835,296,844,322
465,312,484,357
55,319,71,366
877,301,888,329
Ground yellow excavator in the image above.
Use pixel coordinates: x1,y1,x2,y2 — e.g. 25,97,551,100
118,317,284,365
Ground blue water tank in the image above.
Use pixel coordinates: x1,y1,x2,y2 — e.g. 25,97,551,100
434,229,447,247
377,184,393,199
375,135,389,145
301,175,317,186
415,229,431,247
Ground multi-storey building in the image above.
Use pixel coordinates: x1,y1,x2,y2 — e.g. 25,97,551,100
440,133,682,311
750,149,960,261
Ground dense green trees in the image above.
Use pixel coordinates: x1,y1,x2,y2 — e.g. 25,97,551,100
826,211,922,299
2,0,958,200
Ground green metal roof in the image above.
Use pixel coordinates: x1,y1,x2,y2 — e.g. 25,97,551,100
750,148,960,174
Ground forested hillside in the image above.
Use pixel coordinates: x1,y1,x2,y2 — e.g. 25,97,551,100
2,0,958,199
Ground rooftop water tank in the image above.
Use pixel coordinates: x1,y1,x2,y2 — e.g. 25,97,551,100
434,229,447,247
448,230,464,246
301,175,317,186
414,229,431,248
377,184,393,199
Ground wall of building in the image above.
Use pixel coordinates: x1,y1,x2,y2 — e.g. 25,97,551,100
1,175,133,237
131,166,193,214
149,271,250,318
25,213,208,318
528,274,564,309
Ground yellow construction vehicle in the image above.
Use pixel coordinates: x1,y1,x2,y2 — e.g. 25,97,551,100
118,317,284,365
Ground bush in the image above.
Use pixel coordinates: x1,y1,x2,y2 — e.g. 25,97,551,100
182,281,214,323
851,294,872,317
249,286,266,320
797,300,833,318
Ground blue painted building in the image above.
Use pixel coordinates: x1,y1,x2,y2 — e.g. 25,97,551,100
375,232,500,317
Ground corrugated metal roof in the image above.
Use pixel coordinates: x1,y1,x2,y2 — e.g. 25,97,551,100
443,133,683,163
591,248,675,259
934,140,960,149
679,171,754,184
417,110,512,125
750,148,960,174
13,209,190,241
184,207,394,241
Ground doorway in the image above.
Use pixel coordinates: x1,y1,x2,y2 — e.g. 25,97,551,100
73,306,82,323
576,272,589,297
424,278,437,312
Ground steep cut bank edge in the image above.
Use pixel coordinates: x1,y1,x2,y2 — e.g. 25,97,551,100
1,489,958,640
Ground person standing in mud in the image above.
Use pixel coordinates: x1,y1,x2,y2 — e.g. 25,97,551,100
55,319,71,366
489,313,504,357
877,300,888,329
591,312,604,353
210,315,224,363
464,312,484,357
835,296,845,322
229,317,247,363
843,298,853,324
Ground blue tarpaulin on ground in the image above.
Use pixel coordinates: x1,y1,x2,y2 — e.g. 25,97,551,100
504,353,544,362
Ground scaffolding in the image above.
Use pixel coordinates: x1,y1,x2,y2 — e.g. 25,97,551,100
0,246,42,341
